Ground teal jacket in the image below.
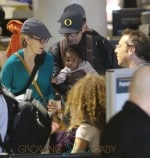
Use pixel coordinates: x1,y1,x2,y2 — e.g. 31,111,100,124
1,49,54,105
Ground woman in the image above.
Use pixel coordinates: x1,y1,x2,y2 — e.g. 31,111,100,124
50,74,106,153
1,18,54,106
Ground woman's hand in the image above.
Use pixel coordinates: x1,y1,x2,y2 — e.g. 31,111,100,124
47,99,58,113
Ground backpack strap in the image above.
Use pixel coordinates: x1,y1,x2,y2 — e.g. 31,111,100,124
14,51,45,96
59,40,68,67
85,34,94,66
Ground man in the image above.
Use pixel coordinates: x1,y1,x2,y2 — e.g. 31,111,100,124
49,3,118,75
101,65,150,158
115,28,150,68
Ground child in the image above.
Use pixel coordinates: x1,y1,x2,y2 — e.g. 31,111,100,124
51,44,97,85
51,44,98,107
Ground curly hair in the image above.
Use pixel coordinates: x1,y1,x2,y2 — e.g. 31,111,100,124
64,44,85,61
64,74,106,131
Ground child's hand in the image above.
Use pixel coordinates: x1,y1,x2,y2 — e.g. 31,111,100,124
51,77,58,84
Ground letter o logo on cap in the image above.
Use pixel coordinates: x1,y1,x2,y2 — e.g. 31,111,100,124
64,19,72,26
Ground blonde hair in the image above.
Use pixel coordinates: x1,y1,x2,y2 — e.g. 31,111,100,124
65,74,106,130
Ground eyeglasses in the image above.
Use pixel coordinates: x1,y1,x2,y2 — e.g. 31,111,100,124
116,43,133,49
30,36,49,44
61,32,79,37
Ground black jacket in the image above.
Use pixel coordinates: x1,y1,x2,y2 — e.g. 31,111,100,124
101,101,150,158
49,30,118,75
49,30,119,96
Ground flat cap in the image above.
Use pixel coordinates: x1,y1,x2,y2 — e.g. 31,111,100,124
21,18,52,38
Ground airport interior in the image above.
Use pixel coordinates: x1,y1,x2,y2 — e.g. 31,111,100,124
0,0,150,157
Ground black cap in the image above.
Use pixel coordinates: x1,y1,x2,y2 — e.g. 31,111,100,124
58,3,86,22
59,12,84,34
21,18,52,38
63,3,86,18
